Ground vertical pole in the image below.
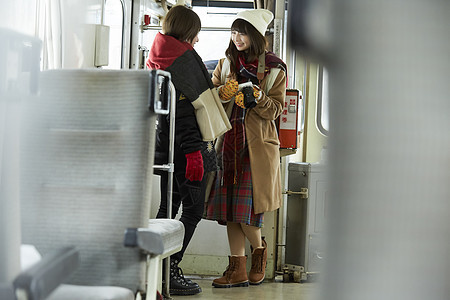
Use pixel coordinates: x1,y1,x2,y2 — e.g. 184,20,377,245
145,255,161,300
162,81,176,299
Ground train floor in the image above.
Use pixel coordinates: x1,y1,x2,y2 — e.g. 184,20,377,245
168,276,318,300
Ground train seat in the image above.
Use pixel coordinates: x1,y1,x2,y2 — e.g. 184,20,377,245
19,69,183,300
0,247,79,300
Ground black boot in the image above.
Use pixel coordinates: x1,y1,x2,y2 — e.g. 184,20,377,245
169,259,202,296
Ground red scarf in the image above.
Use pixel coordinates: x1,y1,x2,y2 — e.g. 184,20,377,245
146,33,193,70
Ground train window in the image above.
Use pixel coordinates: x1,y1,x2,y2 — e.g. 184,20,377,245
103,0,124,69
317,66,329,135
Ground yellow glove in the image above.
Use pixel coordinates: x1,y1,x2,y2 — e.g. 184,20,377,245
234,92,245,109
218,80,239,101
252,86,261,99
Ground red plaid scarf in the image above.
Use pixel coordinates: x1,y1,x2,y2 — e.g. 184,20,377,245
237,51,287,85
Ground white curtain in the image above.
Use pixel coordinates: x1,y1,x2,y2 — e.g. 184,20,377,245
36,0,62,69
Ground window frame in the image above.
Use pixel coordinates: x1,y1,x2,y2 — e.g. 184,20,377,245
103,0,125,69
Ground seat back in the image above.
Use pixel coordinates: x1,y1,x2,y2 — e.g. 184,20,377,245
20,69,162,293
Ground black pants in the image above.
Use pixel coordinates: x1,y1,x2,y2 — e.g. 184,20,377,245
156,170,206,262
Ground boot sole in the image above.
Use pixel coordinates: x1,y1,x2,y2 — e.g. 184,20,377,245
249,278,265,285
212,281,249,288
169,287,202,295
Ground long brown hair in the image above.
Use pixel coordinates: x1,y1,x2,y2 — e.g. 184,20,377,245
162,5,201,43
225,19,267,78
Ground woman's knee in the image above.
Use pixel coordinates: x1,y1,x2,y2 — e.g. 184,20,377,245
179,209,203,226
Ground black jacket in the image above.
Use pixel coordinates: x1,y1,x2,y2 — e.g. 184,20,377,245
147,33,219,173
154,90,204,172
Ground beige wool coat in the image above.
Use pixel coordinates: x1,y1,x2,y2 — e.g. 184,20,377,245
211,58,286,214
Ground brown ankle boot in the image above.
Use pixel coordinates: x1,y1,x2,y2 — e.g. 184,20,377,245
212,256,249,288
249,238,267,285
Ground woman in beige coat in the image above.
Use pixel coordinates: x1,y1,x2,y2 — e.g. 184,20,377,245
204,8,287,288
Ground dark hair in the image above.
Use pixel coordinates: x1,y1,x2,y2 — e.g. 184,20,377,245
162,5,201,43
225,19,267,78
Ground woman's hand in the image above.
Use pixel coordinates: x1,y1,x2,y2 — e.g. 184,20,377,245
218,79,239,101
235,85,261,109
185,150,204,181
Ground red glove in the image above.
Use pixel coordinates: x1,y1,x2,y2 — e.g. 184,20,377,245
185,150,204,181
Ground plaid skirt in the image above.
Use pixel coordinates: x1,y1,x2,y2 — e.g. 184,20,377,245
204,154,264,228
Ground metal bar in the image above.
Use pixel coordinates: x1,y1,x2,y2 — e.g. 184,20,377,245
192,0,254,9
166,81,176,220
282,188,308,198
141,25,233,32
162,80,176,299
153,164,173,172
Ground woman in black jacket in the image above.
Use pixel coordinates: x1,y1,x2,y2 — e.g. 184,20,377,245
146,5,230,296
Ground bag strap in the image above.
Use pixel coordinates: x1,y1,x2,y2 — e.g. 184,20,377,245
257,53,265,81
220,58,230,84
264,68,281,95
219,59,234,118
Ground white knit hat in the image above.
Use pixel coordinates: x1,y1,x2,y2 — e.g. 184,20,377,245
235,9,274,37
